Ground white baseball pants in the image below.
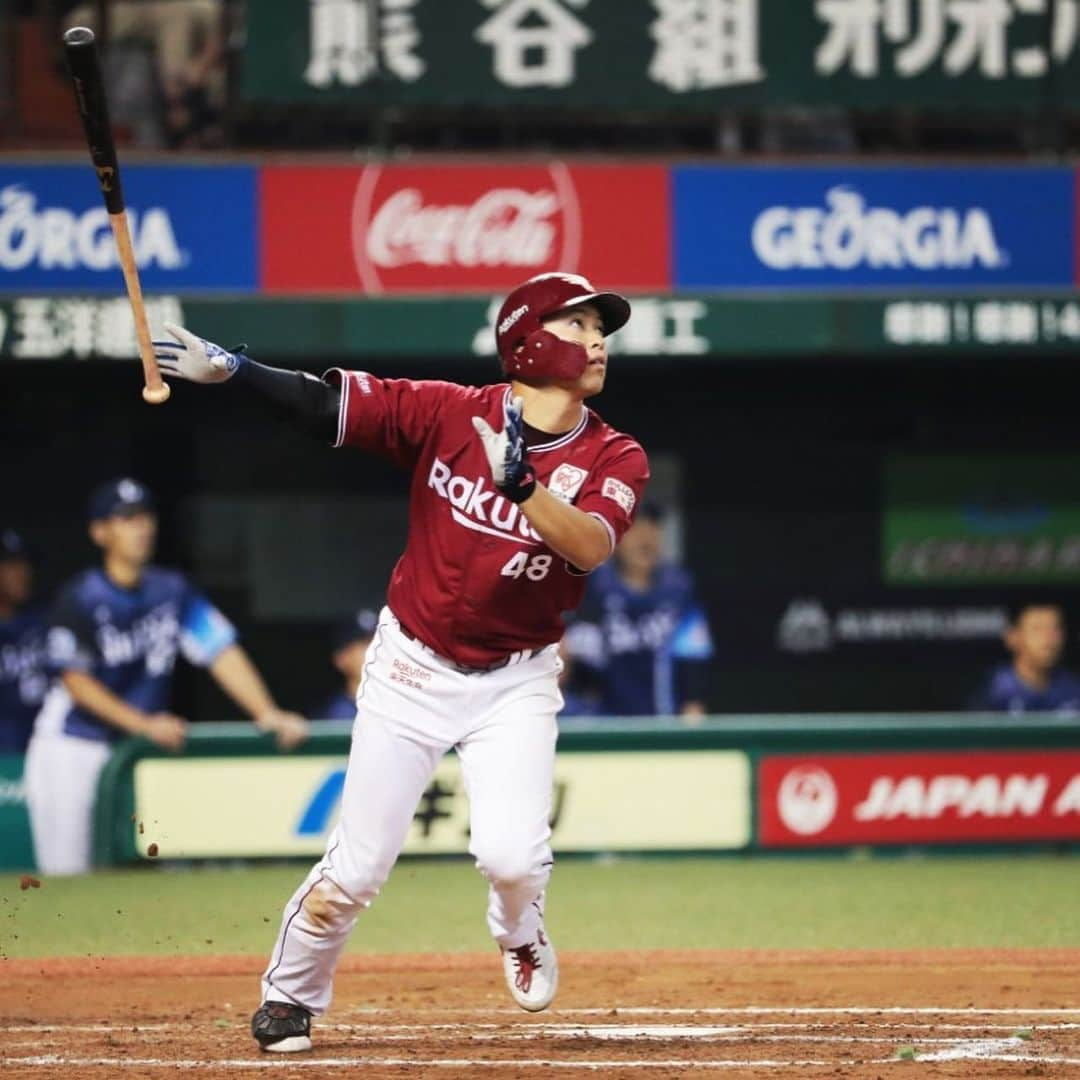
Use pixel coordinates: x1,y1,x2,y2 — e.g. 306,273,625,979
24,730,112,876
262,608,562,1015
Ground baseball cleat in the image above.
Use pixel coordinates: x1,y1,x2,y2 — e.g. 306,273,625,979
251,1001,313,1052
501,926,558,1012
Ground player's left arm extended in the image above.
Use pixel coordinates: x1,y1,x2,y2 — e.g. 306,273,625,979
209,644,309,750
472,395,611,573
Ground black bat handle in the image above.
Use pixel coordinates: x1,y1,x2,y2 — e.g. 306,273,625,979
63,26,125,215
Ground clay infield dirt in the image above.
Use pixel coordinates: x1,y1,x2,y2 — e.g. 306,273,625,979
1,949,1079,1077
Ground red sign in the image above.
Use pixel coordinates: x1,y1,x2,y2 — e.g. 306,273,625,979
260,163,669,294
759,751,1080,847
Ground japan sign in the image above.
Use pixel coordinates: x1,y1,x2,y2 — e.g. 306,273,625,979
760,751,1080,846
260,163,669,293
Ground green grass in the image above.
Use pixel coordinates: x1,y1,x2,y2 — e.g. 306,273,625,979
1,854,1078,959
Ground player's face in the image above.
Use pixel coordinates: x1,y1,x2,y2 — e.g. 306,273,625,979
1008,606,1065,672
0,558,32,607
334,638,371,681
93,510,158,566
541,304,608,398
616,517,663,577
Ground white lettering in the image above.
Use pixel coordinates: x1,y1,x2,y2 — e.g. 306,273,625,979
447,474,474,510
427,458,451,497
751,187,1006,272
1052,775,1080,816
427,456,539,542
367,188,558,269
1000,774,1048,816
852,772,1050,820
0,186,184,272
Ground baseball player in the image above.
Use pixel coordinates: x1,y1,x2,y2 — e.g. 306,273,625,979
317,608,379,720
152,271,650,1052
568,502,714,718
24,478,309,876
0,529,47,754
968,601,1080,714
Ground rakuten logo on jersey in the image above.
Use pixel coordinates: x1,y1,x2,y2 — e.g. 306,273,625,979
428,458,540,544
352,165,581,292
751,187,1005,272
0,185,184,272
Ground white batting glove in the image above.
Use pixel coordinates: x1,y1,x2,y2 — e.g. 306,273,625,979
152,322,245,384
471,395,537,503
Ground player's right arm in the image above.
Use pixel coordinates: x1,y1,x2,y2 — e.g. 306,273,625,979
153,323,341,441
153,324,448,466
59,671,186,750
45,592,186,751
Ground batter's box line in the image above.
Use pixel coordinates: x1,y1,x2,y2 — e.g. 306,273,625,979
5,1055,1080,1070
343,1004,1080,1017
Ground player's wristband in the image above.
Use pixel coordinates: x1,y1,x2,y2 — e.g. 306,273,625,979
500,463,537,504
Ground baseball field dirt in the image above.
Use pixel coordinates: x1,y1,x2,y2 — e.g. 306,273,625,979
2,948,1079,1077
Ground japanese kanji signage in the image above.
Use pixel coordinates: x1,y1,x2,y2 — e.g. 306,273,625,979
242,0,1080,108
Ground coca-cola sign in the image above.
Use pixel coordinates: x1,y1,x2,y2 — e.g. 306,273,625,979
352,164,579,291
760,751,1080,847
260,164,669,294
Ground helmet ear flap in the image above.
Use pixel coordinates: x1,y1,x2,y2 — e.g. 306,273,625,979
505,328,588,381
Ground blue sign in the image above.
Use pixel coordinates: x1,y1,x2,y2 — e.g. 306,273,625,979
0,165,257,292
673,167,1075,290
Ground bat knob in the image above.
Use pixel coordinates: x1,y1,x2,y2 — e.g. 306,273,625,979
142,382,171,406
63,26,96,47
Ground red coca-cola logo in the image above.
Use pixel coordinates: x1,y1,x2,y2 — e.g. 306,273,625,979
351,165,581,293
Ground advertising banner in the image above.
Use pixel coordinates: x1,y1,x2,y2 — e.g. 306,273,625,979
0,166,257,293
673,166,1075,291
883,455,1080,586
131,750,750,858
760,750,1080,846
259,163,669,294
0,755,34,871
241,0,1080,111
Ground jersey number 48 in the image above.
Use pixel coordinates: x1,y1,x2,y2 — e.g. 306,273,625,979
500,552,553,582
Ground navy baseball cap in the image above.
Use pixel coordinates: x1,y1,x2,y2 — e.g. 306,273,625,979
0,528,31,562
331,608,380,651
87,478,156,523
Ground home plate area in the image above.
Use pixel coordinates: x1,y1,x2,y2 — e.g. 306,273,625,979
2,950,1079,1078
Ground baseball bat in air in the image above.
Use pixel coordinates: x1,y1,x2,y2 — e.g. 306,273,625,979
63,26,170,405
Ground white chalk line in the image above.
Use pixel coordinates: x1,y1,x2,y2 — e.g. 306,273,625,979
2,1024,172,1033
0,1057,987,1071
343,1004,1080,1017
6,1020,1077,1034
8,1055,1080,1071
0,1031,1025,1046
3,1017,1077,1069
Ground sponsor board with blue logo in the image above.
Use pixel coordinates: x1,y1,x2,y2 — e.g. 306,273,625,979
0,166,257,292
673,167,1075,291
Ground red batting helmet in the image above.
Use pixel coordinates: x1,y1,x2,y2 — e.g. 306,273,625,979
495,272,631,381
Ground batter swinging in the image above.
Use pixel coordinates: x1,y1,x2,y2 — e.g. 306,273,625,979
153,272,650,1053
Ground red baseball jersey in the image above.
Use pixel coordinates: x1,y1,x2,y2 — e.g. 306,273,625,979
328,371,650,667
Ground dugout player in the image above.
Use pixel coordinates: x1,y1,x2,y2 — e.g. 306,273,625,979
0,529,47,754
968,601,1080,714
24,478,309,876
567,503,713,717
153,271,650,1052
316,608,379,720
